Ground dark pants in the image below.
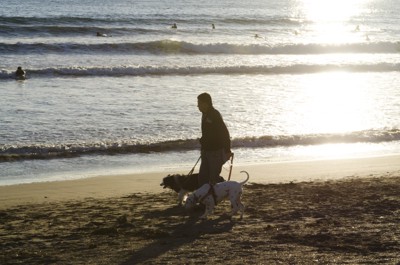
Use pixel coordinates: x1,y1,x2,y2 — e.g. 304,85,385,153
198,149,227,186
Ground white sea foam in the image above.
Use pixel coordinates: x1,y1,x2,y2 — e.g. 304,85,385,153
1,129,400,162
1,40,400,55
1,62,399,80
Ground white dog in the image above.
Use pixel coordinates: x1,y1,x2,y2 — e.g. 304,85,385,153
185,171,249,219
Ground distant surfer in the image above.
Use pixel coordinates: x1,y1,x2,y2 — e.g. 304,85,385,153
171,23,177,29
15,66,26,80
212,23,215,30
254,34,262,39
96,32,108,37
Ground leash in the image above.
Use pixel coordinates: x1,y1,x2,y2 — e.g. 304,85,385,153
189,152,234,179
187,156,201,175
191,152,234,206
228,152,234,180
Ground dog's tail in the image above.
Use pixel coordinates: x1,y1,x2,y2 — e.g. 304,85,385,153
239,171,250,185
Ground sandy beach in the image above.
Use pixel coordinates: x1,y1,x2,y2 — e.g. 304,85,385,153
1,155,399,264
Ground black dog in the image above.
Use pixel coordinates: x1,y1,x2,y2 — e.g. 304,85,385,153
160,173,225,205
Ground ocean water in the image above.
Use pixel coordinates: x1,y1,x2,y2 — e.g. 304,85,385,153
1,0,400,185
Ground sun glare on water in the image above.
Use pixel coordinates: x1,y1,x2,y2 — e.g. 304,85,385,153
301,0,364,21
286,0,374,158
298,72,368,134
298,0,367,43
291,71,376,159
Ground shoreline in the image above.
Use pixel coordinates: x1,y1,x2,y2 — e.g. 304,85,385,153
1,154,400,209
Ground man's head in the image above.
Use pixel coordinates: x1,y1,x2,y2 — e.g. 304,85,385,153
197,92,213,113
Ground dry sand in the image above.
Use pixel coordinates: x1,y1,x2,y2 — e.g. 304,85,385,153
0,155,399,264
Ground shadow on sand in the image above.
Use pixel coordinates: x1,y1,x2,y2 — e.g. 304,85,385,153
120,204,235,264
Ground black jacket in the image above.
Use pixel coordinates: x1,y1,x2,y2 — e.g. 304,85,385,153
200,107,231,152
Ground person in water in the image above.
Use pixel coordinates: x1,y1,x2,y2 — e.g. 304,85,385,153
96,32,107,37
15,66,25,79
171,23,177,29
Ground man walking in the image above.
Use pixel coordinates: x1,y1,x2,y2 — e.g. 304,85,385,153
197,92,232,186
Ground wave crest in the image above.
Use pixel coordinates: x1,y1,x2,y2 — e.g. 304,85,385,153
1,129,399,162
1,62,399,80
1,40,400,55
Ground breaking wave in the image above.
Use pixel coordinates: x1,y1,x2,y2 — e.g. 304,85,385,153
1,62,399,80
1,40,400,55
1,129,399,162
